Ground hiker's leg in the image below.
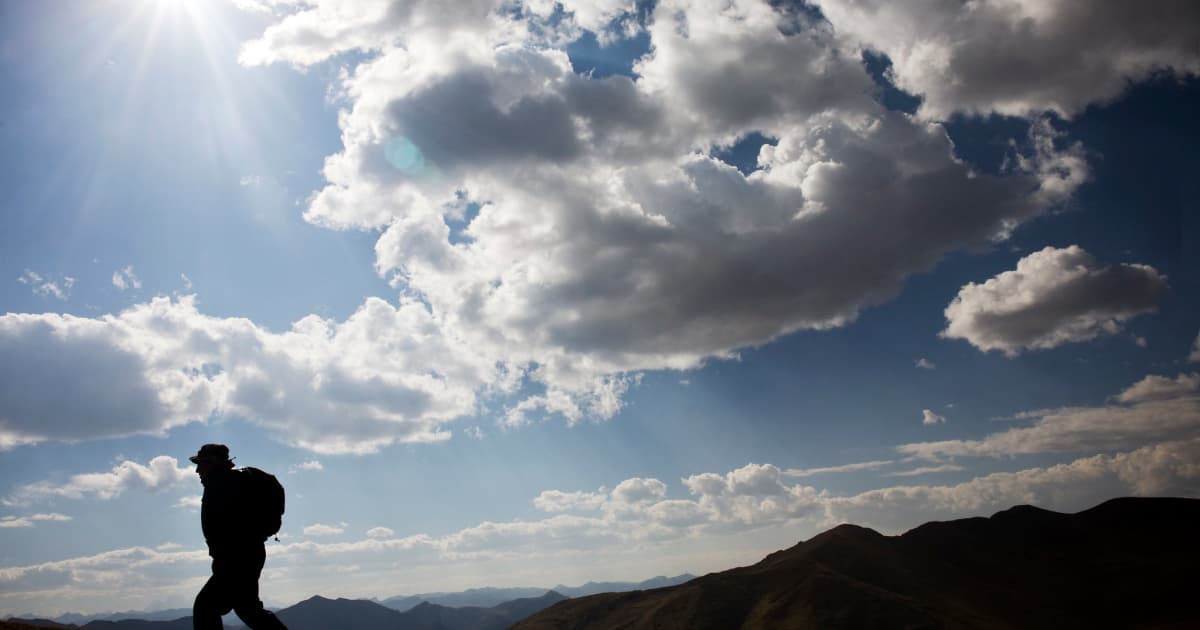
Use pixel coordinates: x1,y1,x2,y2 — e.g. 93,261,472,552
235,603,288,630
231,547,288,630
193,570,234,630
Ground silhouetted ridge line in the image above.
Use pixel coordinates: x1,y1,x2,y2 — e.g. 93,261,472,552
514,497,1200,630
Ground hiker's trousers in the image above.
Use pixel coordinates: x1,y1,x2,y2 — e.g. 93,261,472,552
194,544,287,630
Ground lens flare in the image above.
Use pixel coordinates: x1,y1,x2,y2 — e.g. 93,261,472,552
384,137,427,175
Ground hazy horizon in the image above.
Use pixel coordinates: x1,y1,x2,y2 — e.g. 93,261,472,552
2,0,1198,618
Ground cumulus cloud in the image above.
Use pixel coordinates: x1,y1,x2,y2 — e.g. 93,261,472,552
4,0,1100,448
922,409,946,425
533,489,607,513
111,266,141,291
942,246,1167,356
0,296,492,454
365,526,394,539
813,0,1200,119
289,460,324,473
303,522,347,537
0,312,182,449
4,456,194,506
17,270,75,301
898,373,1200,460
610,478,667,505
682,463,822,528
239,0,1086,424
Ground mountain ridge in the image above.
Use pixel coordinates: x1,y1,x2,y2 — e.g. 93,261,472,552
514,497,1200,630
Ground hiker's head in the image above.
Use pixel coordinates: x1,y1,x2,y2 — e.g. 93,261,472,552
189,443,234,477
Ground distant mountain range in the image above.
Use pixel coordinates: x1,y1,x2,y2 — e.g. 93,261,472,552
15,574,694,629
268,591,567,630
376,574,695,611
7,591,567,630
515,497,1200,629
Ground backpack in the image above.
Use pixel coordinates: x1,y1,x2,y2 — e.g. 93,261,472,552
240,467,285,541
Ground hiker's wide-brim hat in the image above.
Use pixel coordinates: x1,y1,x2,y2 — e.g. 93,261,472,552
189,443,231,464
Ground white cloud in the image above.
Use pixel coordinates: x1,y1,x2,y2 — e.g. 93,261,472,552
0,296,492,454
304,522,347,536
238,0,508,67
1116,373,1200,404
365,526,394,539
914,358,935,369
289,460,324,473
1,513,73,528
553,0,638,35
29,513,72,522
4,456,195,506
1190,331,1200,362
610,478,668,505
222,0,1090,430
229,0,274,14
533,489,607,513
813,0,1200,119
111,266,141,292
942,246,1167,356
180,273,194,291
782,460,892,477
17,270,75,301
886,464,963,477
175,495,202,509
0,1,1103,451
899,374,1200,460
0,544,210,615
922,409,945,425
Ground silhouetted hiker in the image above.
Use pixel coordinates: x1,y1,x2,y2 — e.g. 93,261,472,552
190,443,288,630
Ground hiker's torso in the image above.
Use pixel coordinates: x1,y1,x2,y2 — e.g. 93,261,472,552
200,468,259,556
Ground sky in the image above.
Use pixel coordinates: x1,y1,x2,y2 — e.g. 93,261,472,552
1,0,1198,617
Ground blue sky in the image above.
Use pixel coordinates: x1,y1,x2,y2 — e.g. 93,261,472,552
1,0,1198,616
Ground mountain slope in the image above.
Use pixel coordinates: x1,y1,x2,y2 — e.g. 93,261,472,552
514,497,1200,630
397,591,566,630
